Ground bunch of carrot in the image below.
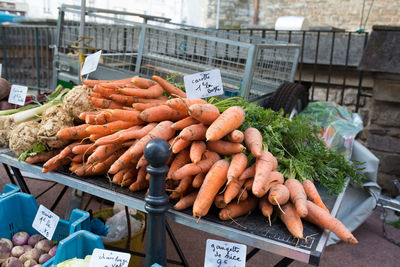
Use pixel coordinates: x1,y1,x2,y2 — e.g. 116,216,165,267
32,74,357,245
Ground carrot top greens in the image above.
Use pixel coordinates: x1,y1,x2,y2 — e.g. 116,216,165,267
209,96,365,195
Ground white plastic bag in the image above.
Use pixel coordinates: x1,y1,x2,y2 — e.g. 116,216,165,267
101,210,144,243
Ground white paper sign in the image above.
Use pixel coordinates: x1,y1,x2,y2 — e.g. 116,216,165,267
184,69,224,99
81,50,102,76
8,85,28,106
32,205,60,240
204,239,246,267
89,248,131,267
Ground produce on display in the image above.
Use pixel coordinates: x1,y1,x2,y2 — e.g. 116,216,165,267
0,74,365,244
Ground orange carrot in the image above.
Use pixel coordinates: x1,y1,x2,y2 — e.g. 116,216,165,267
42,157,70,173
119,83,163,99
226,130,244,143
91,151,122,174
224,176,246,204
167,148,191,179
92,85,118,98
177,124,208,141
252,151,278,198
244,178,254,191
227,153,248,184
206,106,245,141
278,202,304,239
57,124,91,140
90,91,108,99
109,121,175,173
132,102,164,111
239,164,256,180
58,142,81,159
109,94,139,106
302,180,329,213
129,167,149,192
190,141,206,164
171,117,199,130
112,169,130,185
304,200,358,244
207,140,246,155
152,75,187,98
244,127,263,158
192,172,206,188
219,196,257,221
73,164,94,176
98,80,133,89
25,149,61,164
171,138,192,154
166,98,207,114
136,154,149,169
69,162,82,173
78,111,100,121
173,175,193,195
174,191,198,211
86,120,138,136
87,143,122,164
188,104,220,125
172,151,220,180
285,179,308,218
138,105,187,122
95,124,154,146
214,194,227,209
132,76,155,89
259,196,274,226
71,154,84,163
85,114,99,124
193,159,229,219
97,109,142,124
268,184,290,214
238,188,248,201
89,96,124,109
72,144,96,155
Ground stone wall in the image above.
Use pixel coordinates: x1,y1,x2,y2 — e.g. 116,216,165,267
204,0,399,31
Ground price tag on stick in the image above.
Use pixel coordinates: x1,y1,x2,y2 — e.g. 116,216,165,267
81,50,102,76
204,239,246,267
8,85,28,106
32,205,60,240
184,69,224,99
89,248,131,267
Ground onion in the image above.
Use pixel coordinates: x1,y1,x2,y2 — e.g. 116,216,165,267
12,232,29,246
10,247,24,258
38,253,51,264
27,236,42,248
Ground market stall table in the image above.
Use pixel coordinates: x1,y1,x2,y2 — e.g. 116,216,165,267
0,148,346,266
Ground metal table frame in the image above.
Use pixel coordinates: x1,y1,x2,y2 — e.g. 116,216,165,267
0,148,346,266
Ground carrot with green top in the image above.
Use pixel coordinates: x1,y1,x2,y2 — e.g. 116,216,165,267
193,159,229,220
152,75,187,98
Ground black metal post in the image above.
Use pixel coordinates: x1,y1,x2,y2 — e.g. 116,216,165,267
10,167,31,194
2,164,16,185
144,138,171,267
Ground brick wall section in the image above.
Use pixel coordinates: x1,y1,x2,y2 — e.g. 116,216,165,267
204,0,399,31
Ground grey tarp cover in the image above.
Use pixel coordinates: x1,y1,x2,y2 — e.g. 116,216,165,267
327,140,381,245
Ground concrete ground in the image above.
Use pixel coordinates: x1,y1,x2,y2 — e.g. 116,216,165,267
1,169,400,267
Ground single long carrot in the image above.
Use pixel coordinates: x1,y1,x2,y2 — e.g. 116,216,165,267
174,191,199,211
285,179,308,218
304,200,358,244
89,96,124,109
132,76,155,89
129,167,149,192
86,120,138,136
302,180,329,213
152,75,187,98
207,140,246,155
224,176,246,204
119,83,164,99
278,202,304,239
214,194,227,209
190,141,206,164
268,184,290,214
172,151,220,180
173,175,193,196
238,188,248,201
166,98,207,114
109,121,175,173
226,130,244,143
89,92,104,99
219,196,257,221
136,154,149,169
91,151,122,174
171,138,192,154
112,169,130,185
57,124,91,140
206,106,245,141
139,105,187,122
58,142,82,159
192,172,206,188
227,153,248,184
42,157,70,173
132,102,164,111
69,162,82,173
87,143,122,164
85,114,99,124
95,124,153,146
98,80,133,89
92,85,118,98
78,111,100,121
167,148,191,179
171,117,199,130
239,164,256,180
98,109,142,124
25,149,61,164
244,127,263,158
109,94,139,106
193,159,229,219
177,124,208,141
252,151,278,198
188,104,220,125
71,154,84,163
259,196,274,226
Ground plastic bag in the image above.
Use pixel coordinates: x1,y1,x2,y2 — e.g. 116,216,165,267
101,209,144,243
300,101,363,159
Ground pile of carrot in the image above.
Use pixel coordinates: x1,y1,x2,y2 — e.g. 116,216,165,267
30,75,358,245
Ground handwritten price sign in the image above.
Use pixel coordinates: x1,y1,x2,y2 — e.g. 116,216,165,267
204,239,246,267
89,248,131,267
8,85,28,106
81,50,102,76
184,69,224,99
32,205,59,240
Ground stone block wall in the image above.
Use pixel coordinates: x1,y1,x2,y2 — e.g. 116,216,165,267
204,0,400,31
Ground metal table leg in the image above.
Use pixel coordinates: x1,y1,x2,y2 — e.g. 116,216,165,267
10,166,31,194
274,257,294,267
246,248,260,261
2,163,16,184
166,221,189,267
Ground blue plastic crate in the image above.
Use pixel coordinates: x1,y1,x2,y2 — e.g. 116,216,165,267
50,230,104,266
0,183,20,199
0,189,91,266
